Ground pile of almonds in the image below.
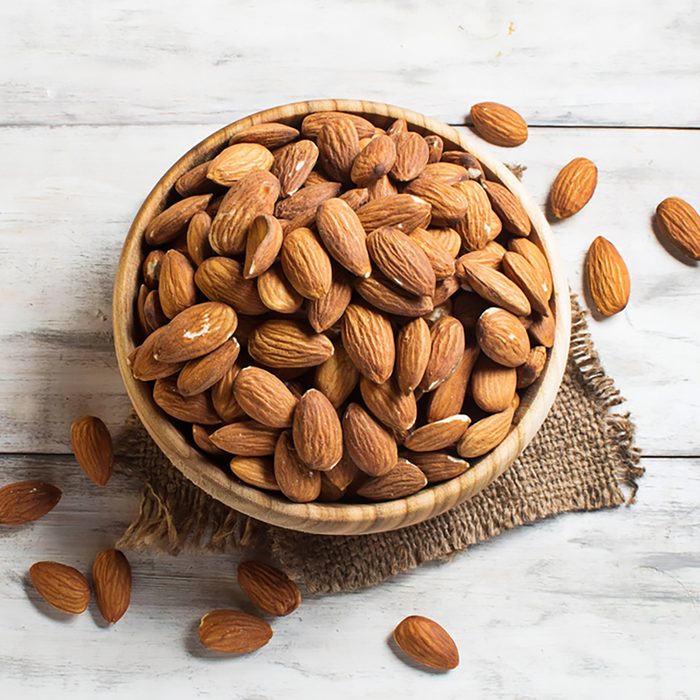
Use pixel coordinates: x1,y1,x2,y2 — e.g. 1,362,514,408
130,109,557,503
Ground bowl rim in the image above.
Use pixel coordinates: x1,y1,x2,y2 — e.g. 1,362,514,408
113,99,571,535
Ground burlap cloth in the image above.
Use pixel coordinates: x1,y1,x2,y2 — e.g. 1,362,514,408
116,297,642,593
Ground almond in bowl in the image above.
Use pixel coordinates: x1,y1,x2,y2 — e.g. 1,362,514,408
114,100,570,535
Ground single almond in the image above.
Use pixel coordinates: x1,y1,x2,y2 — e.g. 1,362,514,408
230,122,300,149
366,226,436,296
272,139,319,196
417,162,469,186
233,366,299,428
549,157,598,219
243,214,283,279
153,377,220,425
230,456,279,491
419,316,465,392
356,458,426,501
316,198,372,277
314,344,360,408
470,101,528,147
238,560,301,616
357,194,432,233
391,131,430,181
527,310,555,348
359,377,417,434
502,251,550,315
275,181,341,220
425,227,462,258
131,327,183,381
482,180,531,237
30,561,90,614
292,389,343,471
307,268,353,332
655,197,700,260
142,249,165,289
196,256,268,315
342,402,398,477
145,194,212,246
211,364,246,423
273,431,321,503
351,134,397,185
301,111,375,139
210,420,280,456
198,609,272,654
207,143,274,186
404,451,470,484
386,118,407,139
455,180,492,251
393,615,459,671
471,355,517,413
92,548,131,624
457,261,531,316
476,307,530,367
409,228,456,280
0,480,62,525
426,341,480,422
585,236,630,316
175,161,219,197
516,345,547,389
142,289,168,333
354,275,434,318
319,455,362,500
457,407,514,458
177,339,240,396
257,263,304,314
70,415,114,486
507,238,553,299
186,210,214,266
316,116,360,183
456,241,506,272
192,424,227,457
395,317,431,394
403,415,471,452
248,320,334,368
404,178,468,227
280,227,333,300
158,250,196,319
341,303,395,383
489,210,503,239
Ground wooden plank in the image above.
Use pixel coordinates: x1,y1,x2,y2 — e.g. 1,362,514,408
0,455,697,698
1,124,697,454
1,0,699,128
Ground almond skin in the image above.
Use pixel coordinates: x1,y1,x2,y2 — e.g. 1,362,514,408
367,174,398,200
470,101,528,147
455,180,493,251
366,226,435,296
339,187,369,210
210,421,280,456
419,316,466,392
585,236,630,317
391,131,430,181
351,134,397,185
248,320,334,368
275,181,342,221
426,341,480,422
442,151,485,180
457,261,531,317
457,407,514,458
404,451,470,484
655,197,700,260
482,180,531,237
207,143,274,186
356,458,427,501
476,307,530,368
403,415,471,452
342,402,398,477
153,377,221,425
316,116,360,183
357,194,432,233
280,227,333,300
359,377,417,434
70,415,114,486
233,366,299,428
471,355,517,413
274,431,321,503
0,480,62,525
230,122,300,149
549,157,598,219
393,615,459,671
196,256,268,315
314,344,360,408
272,139,319,196
93,548,131,624
243,214,284,279
177,339,240,397
316,198,372,278
320,455,362,501
29,561,90,615
457,241,506,272
292,389,343,471
198,609,272,654
341,304,395,384
145,194,212,246
230,456,279,491
237,560,301,616
395,317,431,394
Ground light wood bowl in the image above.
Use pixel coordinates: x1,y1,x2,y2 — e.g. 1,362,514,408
113,99,571,535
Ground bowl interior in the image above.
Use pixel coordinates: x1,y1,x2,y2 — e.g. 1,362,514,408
113,99,571,535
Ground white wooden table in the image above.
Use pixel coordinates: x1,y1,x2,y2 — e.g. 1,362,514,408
1,2,699,698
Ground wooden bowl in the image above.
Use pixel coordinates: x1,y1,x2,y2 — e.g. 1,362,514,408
113,99,571,535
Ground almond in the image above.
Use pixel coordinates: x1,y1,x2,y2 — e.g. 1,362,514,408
457,261,531,317
403,415,471,452
419,316,465,392
209,171,280,255
655,197,700,260
142,289,168,332
273,431,321,502
367,174,398,200
243,214,284,278
476,307,530,367
237,560,301,616
175,161,219,197
357,194,432,233
516,345,547,389
210,420,280,456
145,194,212,246
0,480,61,525
354,275,434,318
425,227,462,258
92,548,131,624
501,251,549,315
272,139,319,196
207,143,274,186
549,157,598,219
198,609,272,654
70,415,114,486
186,210,214,266
359,377,417,434
527,310,555,348
30,561,90,614
280,227,333,299
457,406,514,458
211,364,246,423
257,263,304,314
301,111,375,139
320,455,362,500
158,250,196,319
482,181,531,237
456,241,506,271
316,116,360,183
409,228,456,280
341,303,395,383
339,187,369,210
391,131,430,181
386,118,407,139
192,424,227,457
275,181,342,220
417,162,469,186
356,458,427,501
393,615,459,671
153,377,220,425
489,210,503,239
342,402,398,477
441,151,485,180
404,451,470,484
585,236,630,316
230,456,279,491
455,180,492,251
316,198,372,277
470,101,528,147
314,344,360,408
404,178,468,227
230,122,299,148
154,302,237,363
507,238,553,299
233,366,299,428
426,341,480,422
292,389,343,471
366,226,435,296
471,355,517,413
142,249,164,289
307,268,353,332
195,256,268,315
176,339,240,396
395,317,431,394
248,319,334,368
351,134,397,185
131,327,183,381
